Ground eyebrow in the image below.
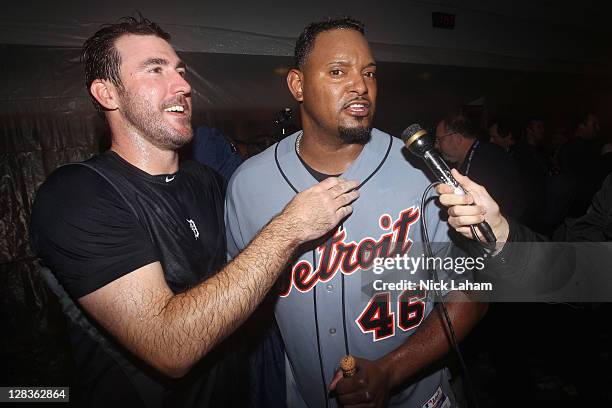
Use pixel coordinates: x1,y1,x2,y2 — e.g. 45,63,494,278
138,58,186,70
139,57,168,69
326,61,377,68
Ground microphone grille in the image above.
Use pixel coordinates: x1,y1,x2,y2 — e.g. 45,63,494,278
401,123,423,142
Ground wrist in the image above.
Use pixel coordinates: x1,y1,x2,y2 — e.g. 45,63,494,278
490,215,509,243
377,354,408,390
480,215,509,256
269,211,302,248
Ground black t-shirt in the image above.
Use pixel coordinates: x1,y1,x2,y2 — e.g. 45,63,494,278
30,151,246,407
297,153,341,182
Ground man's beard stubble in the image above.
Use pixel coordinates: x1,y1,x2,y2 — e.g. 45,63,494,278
119,89,193,150
338,119,372,145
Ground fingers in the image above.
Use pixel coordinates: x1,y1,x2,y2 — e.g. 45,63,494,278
336,373,366,395
433,171,500,240
448,204,485,218
288,178,361,243
438,191,474,207
329,369,343,391
337,390,373,406
317,177,357,191
447,201,486,226
328,178,359,198
435,183,454,195
434,170,486,199
446,201,486,229
336,205,353,219
435,171,483,197
456,226,473,236
451,169,494,202
336,376,373,407
317,176,342,190
331,181,359,220
328,188,359,221
448,214,486,229
337,189,360,207
451,169,480,192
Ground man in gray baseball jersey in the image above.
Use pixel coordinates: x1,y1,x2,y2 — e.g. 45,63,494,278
225,18,486,407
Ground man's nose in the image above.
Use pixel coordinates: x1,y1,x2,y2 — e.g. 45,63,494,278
171,71,191,95
349,71,368,96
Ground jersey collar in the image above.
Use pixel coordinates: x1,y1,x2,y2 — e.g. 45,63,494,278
274,129,393,193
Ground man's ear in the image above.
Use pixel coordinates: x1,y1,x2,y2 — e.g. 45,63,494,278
90,79,119,110
287,69,304,102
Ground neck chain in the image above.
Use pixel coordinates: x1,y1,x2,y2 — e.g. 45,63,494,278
295,132,303,156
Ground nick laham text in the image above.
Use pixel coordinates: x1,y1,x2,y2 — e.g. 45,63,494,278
373,279,492,292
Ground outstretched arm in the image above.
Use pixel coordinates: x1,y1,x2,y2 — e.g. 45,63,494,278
79,177,360,378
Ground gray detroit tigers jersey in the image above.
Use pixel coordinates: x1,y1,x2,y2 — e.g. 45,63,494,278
225,129,457,408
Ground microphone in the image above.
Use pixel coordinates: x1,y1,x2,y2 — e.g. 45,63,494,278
402,123,496,243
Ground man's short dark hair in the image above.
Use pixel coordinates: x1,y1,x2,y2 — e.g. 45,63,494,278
525,116,544,129
442,114,478,140
491,117,518,140
294,17,365,69
82,15,170,109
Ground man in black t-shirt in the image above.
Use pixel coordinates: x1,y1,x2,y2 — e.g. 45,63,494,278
32,155,235,407
29,16,360,408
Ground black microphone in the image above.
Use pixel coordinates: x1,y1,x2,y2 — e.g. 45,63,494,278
401,123,496,243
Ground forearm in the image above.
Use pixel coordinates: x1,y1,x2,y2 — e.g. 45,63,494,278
153,213,299,376
81,177,358,378
378,291,487,388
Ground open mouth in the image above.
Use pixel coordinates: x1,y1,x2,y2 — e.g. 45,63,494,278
163,105,187,115
344,100,371,117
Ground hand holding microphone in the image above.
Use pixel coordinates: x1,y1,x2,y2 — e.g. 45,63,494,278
436,168,510,244
401,123,502,244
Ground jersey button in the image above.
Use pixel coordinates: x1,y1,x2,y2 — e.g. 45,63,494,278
326,284,334,292
329,328,336,335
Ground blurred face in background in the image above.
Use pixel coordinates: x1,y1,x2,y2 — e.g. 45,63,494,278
488,123,513,150
435,120,463,163
581,114,601,139
526,120,545,145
